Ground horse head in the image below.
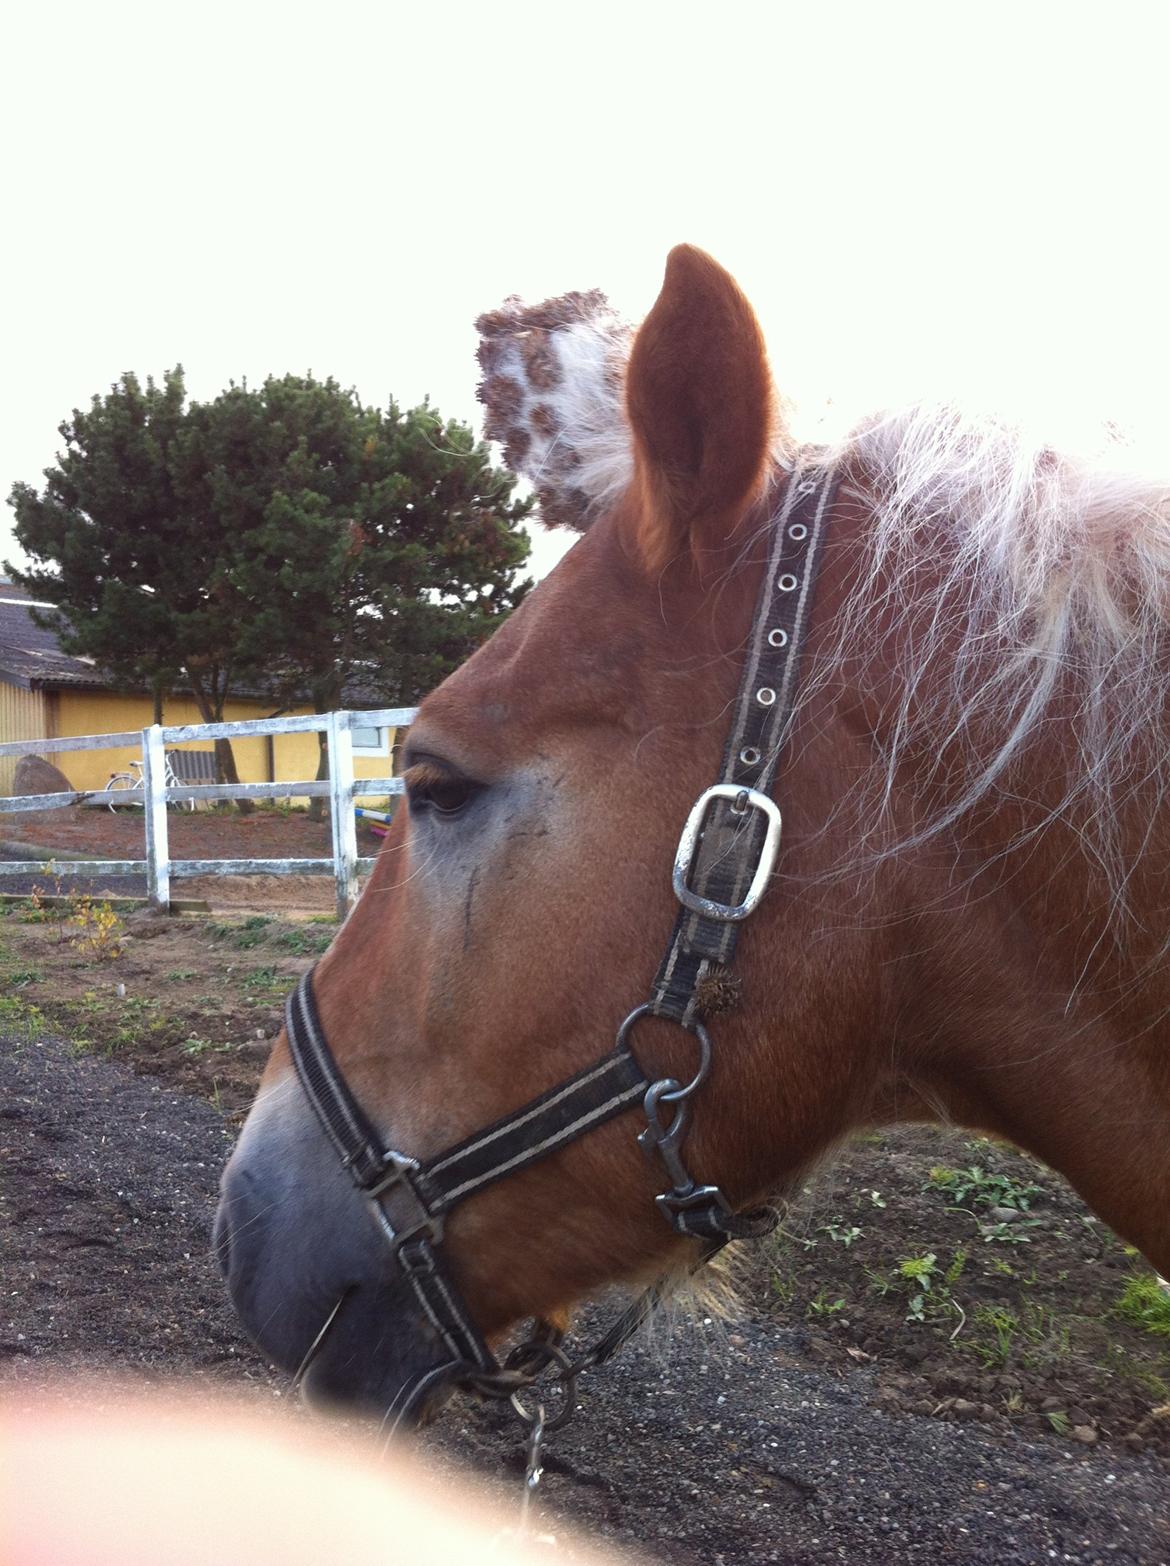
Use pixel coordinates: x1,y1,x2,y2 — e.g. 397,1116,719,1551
216,246,1170,1419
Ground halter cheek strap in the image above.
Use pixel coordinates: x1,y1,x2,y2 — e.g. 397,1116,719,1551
283,459,838,1406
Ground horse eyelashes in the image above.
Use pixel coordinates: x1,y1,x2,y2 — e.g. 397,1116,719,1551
404,762,482,817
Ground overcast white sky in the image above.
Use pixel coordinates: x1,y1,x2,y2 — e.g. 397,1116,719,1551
4,2,1169,580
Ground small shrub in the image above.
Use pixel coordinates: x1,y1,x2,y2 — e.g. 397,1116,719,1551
68,897,124,960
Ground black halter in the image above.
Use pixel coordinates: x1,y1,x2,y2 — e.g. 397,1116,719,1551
284,460,837,1416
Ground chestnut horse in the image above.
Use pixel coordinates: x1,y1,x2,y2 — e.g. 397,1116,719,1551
217,246,1170,1417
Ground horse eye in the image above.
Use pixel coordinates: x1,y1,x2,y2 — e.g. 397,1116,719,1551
405,763,482,818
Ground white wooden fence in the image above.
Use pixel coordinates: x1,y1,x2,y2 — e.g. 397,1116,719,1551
0,708,418,919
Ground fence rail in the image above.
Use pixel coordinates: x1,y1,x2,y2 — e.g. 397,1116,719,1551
0,708,417,917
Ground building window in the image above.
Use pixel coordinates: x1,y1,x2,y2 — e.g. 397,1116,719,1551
350,724,390,757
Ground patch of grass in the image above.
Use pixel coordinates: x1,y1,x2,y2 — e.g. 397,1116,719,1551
1102,1343,1170,1399
1115,1274,1170,1339
270,924,332,956
770,1269,797,1306
164,968,199,981
239,965,288,995
970,1305,1020,1366
0,994,45,1037
4,966,42,987
967,1298,1073,1369
207,915,273,950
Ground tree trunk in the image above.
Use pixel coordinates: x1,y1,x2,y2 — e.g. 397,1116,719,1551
307,675,343,825
213,737,252,813
188,670,254,815
307,732,329,824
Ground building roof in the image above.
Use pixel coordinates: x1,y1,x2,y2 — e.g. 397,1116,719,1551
0,584,107,691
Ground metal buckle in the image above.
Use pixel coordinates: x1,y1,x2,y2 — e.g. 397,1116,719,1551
369,1150,444,1250
672,784,782,921
656,1183,734,1232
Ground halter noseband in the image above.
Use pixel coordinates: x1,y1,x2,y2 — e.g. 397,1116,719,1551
284,460,837,1420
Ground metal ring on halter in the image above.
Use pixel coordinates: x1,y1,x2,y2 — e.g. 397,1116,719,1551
505,1340,578,1432
615,1005,712,1102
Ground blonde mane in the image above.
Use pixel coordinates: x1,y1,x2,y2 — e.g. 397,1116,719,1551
815,405,1170,904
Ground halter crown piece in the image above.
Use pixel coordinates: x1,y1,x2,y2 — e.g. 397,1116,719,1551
284,292,839,1434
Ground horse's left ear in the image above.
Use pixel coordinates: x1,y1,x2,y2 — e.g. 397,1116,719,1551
626,245,776,571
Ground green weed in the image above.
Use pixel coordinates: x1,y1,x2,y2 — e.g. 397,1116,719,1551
807,1290,846,1318
1115,1274,1170,1339
945,1247,969,1287
770,1270,797,1306
927,1164,1043,1212
819,1220,864,1247
896,1252,939,1322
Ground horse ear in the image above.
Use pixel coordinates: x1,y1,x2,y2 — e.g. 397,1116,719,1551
626,245,776,571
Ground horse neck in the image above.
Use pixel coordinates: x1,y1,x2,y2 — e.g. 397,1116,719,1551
879,696,1170,1275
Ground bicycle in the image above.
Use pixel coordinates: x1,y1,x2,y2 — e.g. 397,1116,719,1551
104,757,196,812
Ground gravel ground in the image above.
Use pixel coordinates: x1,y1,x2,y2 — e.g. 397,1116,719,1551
2,1029,1168,1564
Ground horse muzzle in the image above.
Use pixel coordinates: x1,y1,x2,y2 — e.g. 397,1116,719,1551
213,1086,459,1423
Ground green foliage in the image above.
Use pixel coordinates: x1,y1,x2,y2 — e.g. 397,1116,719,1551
207,915,272,949
944,1246,969,1287
1115,1274,1170,1338
807,1290,846,1318
0,995,45,1036
269,924,333,956
896,1251,939,1322
926,1164,1043,1211
819,1220,864,1247
7,371,532,738
239,965,289,995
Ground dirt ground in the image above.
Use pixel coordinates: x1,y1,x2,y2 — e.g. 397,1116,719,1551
2,901,1169,1561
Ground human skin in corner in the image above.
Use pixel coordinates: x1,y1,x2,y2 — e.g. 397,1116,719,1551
0,1383,636,1566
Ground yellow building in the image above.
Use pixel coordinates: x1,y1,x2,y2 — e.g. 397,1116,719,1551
0,582,398,801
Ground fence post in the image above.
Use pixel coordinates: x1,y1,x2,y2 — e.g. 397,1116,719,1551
141,724,171,913
327,711,358,921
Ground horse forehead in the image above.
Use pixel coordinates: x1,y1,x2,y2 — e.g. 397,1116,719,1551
424,552,655,739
